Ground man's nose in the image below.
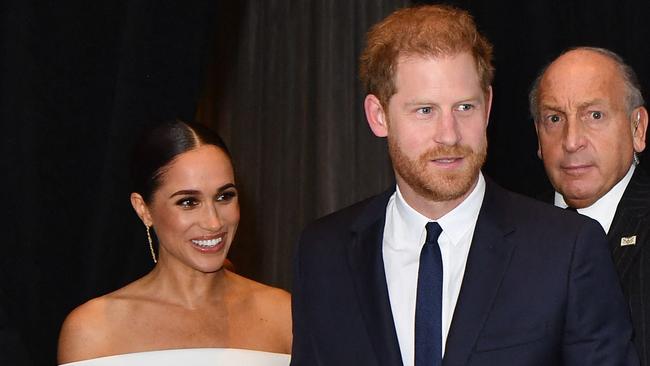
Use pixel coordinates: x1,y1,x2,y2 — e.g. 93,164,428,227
562,117,586,153
433,111,460,146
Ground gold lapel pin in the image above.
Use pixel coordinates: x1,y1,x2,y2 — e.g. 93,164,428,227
620,236,637,247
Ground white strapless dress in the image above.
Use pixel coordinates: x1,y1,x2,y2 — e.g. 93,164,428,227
60,348,291,366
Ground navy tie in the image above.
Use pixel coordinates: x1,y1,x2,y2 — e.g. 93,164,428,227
415,222,443,366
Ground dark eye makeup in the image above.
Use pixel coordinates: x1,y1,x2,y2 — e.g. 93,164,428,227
176,196,199,208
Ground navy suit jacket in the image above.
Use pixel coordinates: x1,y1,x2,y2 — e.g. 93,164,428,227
609,167,650,365
539,167,650,365
292,178,638,366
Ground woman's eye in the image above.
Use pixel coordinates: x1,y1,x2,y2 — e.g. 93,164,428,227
176,197,199,208
216,190,237,202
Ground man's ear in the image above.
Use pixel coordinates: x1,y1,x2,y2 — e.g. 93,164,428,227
484,86,493,127
632,106,648,153
533,119,543,160
364,94,388,137
130,192,153,227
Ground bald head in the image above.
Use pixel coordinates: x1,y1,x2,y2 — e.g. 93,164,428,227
530,47,644,121
530,47,648,208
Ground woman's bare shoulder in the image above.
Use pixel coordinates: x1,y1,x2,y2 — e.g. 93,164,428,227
58,294,116,363
57,282,146,364
226,272,292,353
228,271,291,308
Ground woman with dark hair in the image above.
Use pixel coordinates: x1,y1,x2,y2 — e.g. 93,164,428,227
57,121,291,365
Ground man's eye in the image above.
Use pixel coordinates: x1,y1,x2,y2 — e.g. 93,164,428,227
216,190,237,202
547,115,561,123
590,111,603,120
417,107,432,114
456,104,474,112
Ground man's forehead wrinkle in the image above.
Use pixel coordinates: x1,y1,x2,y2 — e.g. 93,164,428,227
538,69,624,111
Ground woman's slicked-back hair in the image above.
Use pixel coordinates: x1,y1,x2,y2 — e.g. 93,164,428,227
131,120,231,203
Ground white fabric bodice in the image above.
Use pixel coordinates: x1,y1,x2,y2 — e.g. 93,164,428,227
60,348,291,366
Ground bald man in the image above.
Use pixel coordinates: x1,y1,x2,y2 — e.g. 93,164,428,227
530,47,650,364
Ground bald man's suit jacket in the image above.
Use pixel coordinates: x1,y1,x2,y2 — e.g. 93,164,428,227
291,179,638,366
607,167,650,366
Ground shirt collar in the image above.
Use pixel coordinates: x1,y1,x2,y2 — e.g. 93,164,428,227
554,164,635,233
394,172,486,247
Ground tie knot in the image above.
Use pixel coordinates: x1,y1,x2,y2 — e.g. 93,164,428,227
565,206,577,212
425,222,442,245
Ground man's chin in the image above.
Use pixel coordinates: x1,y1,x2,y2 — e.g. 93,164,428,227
414,173,478,202
557,184,600,208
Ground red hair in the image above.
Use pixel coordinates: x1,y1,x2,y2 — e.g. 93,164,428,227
359,5,494,107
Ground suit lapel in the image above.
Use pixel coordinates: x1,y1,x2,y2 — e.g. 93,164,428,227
347,189,404,366
608,168,650,280
443,182,517,366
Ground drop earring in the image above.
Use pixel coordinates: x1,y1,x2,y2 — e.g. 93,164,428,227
146,225,157,264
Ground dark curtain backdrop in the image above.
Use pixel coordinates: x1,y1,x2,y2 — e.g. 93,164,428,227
2,1,649,365
201,0,409,291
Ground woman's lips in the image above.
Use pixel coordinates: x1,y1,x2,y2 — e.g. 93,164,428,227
190,233,226,252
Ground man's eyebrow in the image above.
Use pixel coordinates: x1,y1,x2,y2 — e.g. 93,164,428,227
404,100,436,106
539,103,564,113
576,99,607,109
403,96,482,107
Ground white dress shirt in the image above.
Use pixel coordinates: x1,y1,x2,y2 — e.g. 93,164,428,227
554,164,635,233
383,173,486,366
